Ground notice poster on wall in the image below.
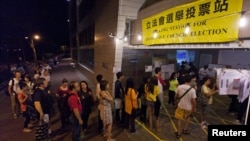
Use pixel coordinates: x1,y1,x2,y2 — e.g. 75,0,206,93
218,70,241,95
145,65,153,72
161,64,175,77
216,69,242,95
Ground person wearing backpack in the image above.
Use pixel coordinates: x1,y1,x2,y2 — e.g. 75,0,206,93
8,70,22,119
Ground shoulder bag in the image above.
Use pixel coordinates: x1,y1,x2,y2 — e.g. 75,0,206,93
174,87,192,109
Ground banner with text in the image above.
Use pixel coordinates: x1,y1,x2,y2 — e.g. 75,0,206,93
142,0,243,45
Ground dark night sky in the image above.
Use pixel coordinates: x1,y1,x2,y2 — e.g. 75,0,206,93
0,0,70,53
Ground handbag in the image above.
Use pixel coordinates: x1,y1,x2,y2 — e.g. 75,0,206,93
174,87,192,109
130,89,139,117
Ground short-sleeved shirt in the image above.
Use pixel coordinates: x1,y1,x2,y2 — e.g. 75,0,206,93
176,84,196,110
33,88,51,114
68,92,82,113
8,78,21,93
201,85,213,104
169,79,179,92
114,80,124,99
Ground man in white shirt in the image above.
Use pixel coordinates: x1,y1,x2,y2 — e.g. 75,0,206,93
199,65,209,82
174,75,196,139
8,70,22,119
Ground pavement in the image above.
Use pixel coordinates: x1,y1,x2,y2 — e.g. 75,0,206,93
0,59,242,141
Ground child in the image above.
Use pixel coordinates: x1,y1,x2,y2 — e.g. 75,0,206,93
17,81,32,133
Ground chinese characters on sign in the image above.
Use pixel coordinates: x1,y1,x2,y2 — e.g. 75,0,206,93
142,0,243,45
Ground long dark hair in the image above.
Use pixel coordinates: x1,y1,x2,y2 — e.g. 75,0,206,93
169,72,177,81
100,80,108,91
79,80,91,92
146,76,158,93
125,78,135,95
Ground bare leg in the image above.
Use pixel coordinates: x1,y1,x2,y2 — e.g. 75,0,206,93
148,106,153,129
183,117,191,131
107,123,114,140
177,119,182,135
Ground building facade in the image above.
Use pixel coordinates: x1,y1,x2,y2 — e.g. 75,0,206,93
69,0,250,93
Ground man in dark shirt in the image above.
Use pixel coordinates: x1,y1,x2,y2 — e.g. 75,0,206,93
33,77,52,138
114,72,125,123
34,78,51,121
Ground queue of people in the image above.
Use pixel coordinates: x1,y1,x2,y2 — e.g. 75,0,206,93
7,60,250,141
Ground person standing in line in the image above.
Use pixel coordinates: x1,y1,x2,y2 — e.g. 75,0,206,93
114,72,125,124
96,74,104,133
79,80,94,133
145,76,160,130
137,75,150,123
174,75,196,139
154,67,165,105
55,78,70,128
17,82,32,133
152,76,162,132
68,81,83,141
199,77,218,128
8,70,22,119
168,72,179,106
33,78,52,135
124,78,138,133
198,65,209,83
99,80,115,141
23,74,35,103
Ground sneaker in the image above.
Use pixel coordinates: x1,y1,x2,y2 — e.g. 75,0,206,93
23,128,32,133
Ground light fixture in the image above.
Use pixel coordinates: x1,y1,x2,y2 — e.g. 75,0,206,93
184,23,190,34
153,30,158,39
124,36,128,42
137,34,142,41
239,11,247,27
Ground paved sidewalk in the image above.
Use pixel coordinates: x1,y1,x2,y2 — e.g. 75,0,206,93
0,59,241,141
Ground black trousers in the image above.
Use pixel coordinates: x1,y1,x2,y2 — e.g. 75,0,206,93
228,95,239,113
237,98,249,122
140,104,147,122
115,102,125,123
168,90,175,105
81,111,90,130
124,112,135,132
57,100,69,127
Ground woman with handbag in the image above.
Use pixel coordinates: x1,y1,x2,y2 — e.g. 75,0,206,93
124,78,138,133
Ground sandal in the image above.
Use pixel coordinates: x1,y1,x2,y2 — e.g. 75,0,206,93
182,130,190,134
175,132,181,139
